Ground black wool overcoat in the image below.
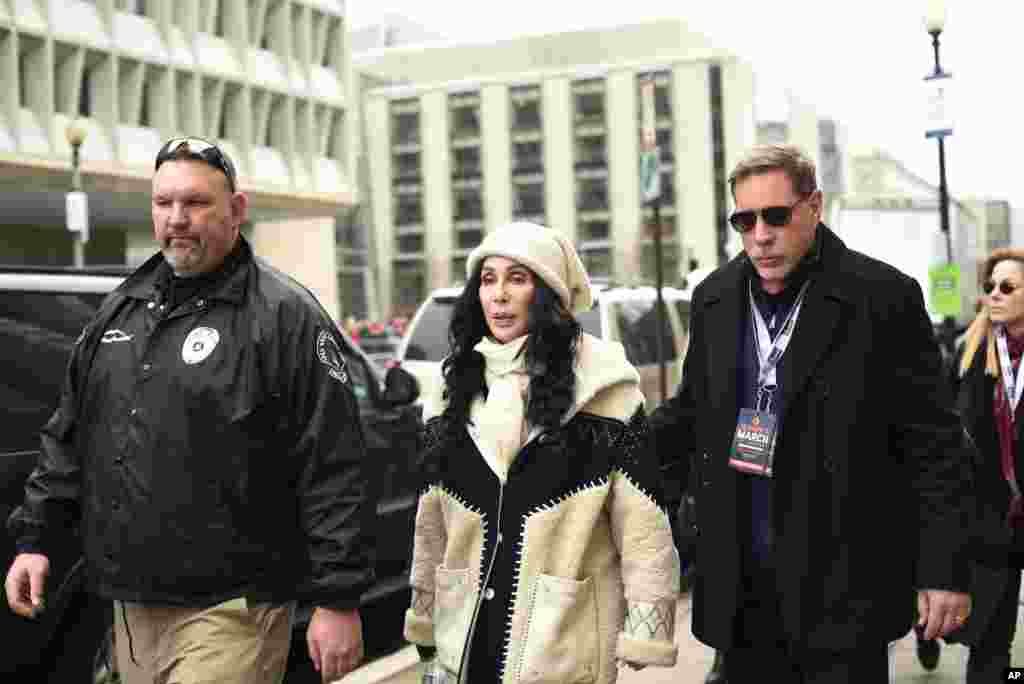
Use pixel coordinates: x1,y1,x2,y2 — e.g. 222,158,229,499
650,224,975,651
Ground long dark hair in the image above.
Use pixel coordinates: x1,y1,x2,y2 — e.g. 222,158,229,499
441,263,582,431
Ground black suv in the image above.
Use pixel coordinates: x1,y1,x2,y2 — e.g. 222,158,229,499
0,267,422,681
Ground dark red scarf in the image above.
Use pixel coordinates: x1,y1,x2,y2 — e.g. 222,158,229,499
995,333,1024,528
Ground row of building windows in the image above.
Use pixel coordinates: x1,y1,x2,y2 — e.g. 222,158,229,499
386,70,689,308
573,76,609,274
388,97,424,300
449,91,483,281
2,30,346,160
336,206,371,319
510,84,545,227
14,0,344,69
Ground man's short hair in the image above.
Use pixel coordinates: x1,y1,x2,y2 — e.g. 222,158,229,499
728,144,818,199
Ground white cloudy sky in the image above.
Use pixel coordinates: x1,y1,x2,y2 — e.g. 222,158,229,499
350,1,1022,209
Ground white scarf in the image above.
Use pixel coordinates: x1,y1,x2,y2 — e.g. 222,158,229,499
471,334,530,481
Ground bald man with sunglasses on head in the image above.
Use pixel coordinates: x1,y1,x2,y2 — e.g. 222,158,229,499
649,144,975,682
5,137,372,683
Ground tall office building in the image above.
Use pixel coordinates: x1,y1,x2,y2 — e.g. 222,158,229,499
0,0,359,320
358,19,843,318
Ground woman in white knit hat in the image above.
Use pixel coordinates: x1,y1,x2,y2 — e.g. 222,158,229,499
403,221,681,683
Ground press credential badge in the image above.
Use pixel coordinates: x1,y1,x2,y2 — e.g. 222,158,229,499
729,409,779,476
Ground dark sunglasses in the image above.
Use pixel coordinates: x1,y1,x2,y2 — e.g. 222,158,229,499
729,196,810,233
983,279,1019,296
155,136,238,193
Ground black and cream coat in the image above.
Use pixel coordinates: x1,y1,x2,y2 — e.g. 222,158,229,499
403,334,680,683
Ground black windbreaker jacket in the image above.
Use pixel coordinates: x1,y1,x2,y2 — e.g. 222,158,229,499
8,240,374,608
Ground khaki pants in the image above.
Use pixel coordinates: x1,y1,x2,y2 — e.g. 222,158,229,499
113,597,295,684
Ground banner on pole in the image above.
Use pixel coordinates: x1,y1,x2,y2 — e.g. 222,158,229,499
924,71,954,139
929,263,961,317
639,77,661,203
66,191,90,243
640,148,661,203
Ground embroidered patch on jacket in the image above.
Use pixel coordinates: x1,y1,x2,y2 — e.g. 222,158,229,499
316,329,349,384
100,329,134,344
181,327,220,365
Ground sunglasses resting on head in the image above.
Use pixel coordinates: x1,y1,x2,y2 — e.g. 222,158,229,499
154,136,238,193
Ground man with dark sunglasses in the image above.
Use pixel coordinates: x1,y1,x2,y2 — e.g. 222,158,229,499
649,144,975,682
6,137,373,683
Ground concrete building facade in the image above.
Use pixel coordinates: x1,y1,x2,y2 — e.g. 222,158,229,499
357,20,842,318
0,0,361,321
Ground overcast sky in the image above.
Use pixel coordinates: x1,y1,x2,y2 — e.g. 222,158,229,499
350,1,1022,209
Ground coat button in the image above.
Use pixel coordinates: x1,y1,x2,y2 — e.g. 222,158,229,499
484,587,495,600
824,457,836,473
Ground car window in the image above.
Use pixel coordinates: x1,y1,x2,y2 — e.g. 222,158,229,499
612,299,678,366
0,291,106,453
404,299,455,362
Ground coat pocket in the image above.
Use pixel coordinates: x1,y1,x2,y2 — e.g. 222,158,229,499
519,574,599,684
434,566,477,674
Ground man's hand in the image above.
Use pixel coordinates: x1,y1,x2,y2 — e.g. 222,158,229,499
917,588,971,640
5,553,49,618
307,606,364,682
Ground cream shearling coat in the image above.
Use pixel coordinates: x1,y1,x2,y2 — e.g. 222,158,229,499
405,334,680,683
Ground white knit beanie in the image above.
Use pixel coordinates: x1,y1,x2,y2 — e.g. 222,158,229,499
466,221,594,315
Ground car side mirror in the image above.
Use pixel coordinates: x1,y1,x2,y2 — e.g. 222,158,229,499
382,365,420,407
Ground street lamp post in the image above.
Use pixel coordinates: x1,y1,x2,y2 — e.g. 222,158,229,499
65,120,89,268
639,77,668,403
926,2,953,263
924,0,957,359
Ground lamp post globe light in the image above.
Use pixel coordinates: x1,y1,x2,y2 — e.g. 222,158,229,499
924,0,945,37
65,119,89,268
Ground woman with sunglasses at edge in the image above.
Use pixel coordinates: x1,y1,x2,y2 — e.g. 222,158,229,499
404,221,681,683
945,247,1024,682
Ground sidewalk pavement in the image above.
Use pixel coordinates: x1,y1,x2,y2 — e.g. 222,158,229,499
340,591,1024,683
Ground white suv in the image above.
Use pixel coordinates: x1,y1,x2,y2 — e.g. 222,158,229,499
396,283,691,410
